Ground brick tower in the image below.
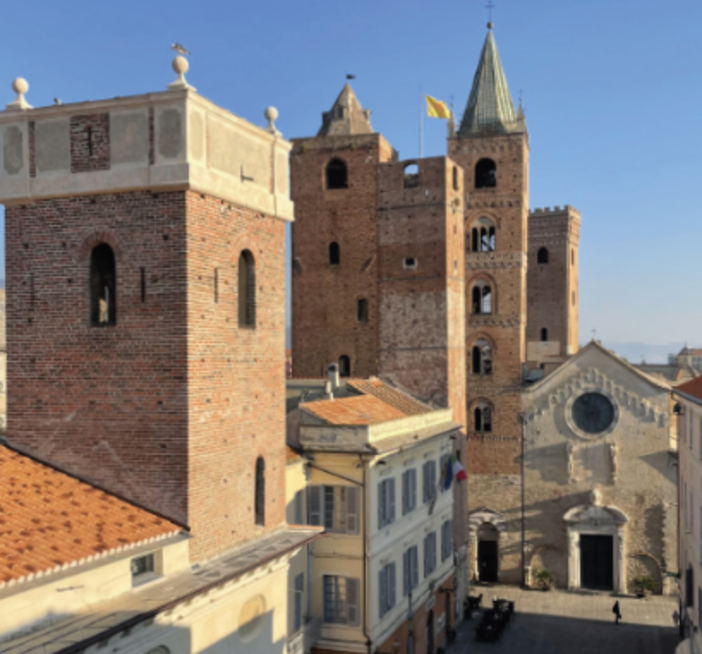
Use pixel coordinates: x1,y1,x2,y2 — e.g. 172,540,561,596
0,71,293,560
290,85,396,379
447,23,529,583
526,205,581,370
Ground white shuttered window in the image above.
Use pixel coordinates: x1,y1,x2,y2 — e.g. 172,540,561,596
378,478,396,529
379,562,397,618
402,469,417,515
309,485,359,534
323,576,360,625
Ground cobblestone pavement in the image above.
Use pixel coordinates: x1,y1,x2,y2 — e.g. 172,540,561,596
447,586,681,654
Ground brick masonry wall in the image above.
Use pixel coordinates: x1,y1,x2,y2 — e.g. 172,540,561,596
290,133,396,379
70,113,111,173
526,207,581,359
5,189,287,561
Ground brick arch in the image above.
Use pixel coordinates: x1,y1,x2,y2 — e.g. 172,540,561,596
465,209,501,228
77,230,124,263
628,551,664,593
467,331,498,353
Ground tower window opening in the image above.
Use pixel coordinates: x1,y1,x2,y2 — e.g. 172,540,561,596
357,298,368,324
471,282,493,315
329,242,341,265
541,328,548,342
326,158,348,189
339,355,351,377
255,456,265,526
238,249,256,328
537,247,549,264
474,403,492,433
471,228,479,253
140,267,146,303
480,226,496,252
404,257,417,269
403,163,419,189
452,166,459,191
475,158,497,189
90,243,116,326
571,249,575,266
471,338,493,375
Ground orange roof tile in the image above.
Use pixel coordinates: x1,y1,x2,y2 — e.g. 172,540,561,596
303,394,407,425
677,375,702,403
346,378,431,416
0,445,182,586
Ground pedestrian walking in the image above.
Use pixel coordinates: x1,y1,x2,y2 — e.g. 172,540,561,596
612,600,622,625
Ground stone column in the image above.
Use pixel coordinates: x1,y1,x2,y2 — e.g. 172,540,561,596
616,528,627,594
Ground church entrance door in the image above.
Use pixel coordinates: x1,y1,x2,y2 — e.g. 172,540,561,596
477,540,498,582
580,534,613,591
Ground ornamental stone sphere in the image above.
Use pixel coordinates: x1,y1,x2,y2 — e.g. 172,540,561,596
172,56,189,75
264,106,279,123
12,78,29,95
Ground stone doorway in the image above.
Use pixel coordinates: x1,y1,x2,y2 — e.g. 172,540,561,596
478,524,499,582
580,534,614,591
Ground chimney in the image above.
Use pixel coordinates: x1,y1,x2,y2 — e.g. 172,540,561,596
324,380,333,399
327,363,340,391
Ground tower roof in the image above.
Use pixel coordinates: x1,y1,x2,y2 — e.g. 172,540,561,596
318,83,373,136
458,26,520,136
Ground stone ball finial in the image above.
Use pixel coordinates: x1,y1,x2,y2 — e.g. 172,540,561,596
487,21,493,29
7,77,32,110
264,106,280,135
172,56,189,75
12,78,29,95
590,488,603,506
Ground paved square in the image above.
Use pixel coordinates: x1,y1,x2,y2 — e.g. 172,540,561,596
448,586,681,654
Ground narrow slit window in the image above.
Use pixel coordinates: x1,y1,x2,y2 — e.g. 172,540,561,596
537,247,549,264
329,242,340,265
357,298,368,323
214,267,219,303
90,243,116,326
339,355,351,377
140,267,146,303
238,250,256,328
255,456,265,526
541,328,548,342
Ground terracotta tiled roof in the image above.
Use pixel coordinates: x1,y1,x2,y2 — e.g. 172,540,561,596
0,445,182,586
302,394,407,425
346,377,431,416
677,375,702,403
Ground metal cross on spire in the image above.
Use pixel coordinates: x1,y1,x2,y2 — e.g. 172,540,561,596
485,1,495,25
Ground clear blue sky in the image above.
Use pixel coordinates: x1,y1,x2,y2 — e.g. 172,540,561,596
1,0,700,346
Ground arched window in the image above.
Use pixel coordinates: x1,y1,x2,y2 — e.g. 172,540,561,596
329,242,340,265
452,166,459,191
255,456,265,526
238,250,256,328
357,298,368,323
469,217,496,252
471,338,493,375
537,247,549,264
90,243,116,326
326,158,348,189
541,328,548,342
471,281,493,315
339,355,351,377
403,163,419,189
475,158,496,189
473,402,492,433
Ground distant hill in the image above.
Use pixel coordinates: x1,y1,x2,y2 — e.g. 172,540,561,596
601,341,694,365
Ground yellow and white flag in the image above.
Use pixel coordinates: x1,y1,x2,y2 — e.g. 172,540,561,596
425,95,451,119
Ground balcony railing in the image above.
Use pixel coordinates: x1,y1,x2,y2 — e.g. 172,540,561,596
287,616,322,654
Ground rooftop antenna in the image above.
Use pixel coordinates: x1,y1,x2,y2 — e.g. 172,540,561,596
485,0,495,27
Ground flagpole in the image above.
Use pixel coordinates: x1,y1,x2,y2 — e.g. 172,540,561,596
419,85,424,158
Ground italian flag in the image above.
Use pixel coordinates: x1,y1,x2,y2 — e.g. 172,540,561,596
452,455,467,482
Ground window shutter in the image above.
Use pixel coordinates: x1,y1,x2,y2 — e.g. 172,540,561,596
424,536,428,577
389,562,396,609
403,550,409,597
402,472,407,515
411,469,416,510
379,568,387,618
422,462,428,503
346,487,359,534
347,578,360,625
389,479,396,524
412,547,419,588
324,486,335,529
378,481,385,529
323,576,332,622
309,486,321,526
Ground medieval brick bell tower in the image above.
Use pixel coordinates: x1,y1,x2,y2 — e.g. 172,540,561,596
448,23,529,583
0,70,292,561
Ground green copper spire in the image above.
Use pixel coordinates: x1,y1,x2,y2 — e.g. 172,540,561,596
458,25,520,136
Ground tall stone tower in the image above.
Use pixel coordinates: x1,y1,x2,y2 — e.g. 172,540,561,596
0,70,292,561
447,24,529,583
526,205,581,370
290,85,396,379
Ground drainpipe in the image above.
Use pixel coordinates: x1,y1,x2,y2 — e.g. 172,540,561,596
360,454,372,654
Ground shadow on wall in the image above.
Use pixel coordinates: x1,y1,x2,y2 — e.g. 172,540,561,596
2,606,285,654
